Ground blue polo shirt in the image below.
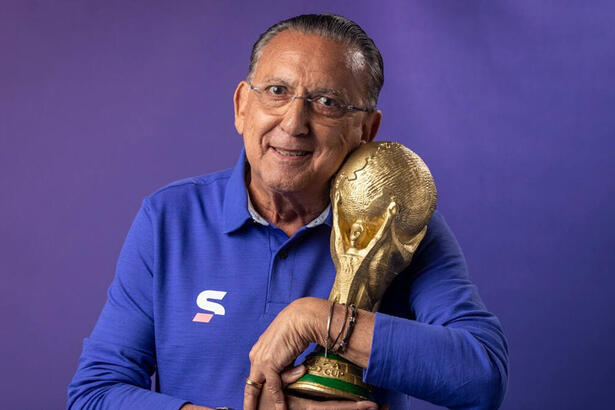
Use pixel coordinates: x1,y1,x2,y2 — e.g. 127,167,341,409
68,151,508,409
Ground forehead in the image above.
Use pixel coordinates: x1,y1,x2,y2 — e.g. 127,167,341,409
254,30,367,96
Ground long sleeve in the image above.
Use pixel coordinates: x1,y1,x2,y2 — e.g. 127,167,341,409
67,201,189,410
364,211,509,409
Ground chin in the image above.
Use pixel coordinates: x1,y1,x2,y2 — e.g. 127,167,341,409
266,176,313,195
269,181,307,194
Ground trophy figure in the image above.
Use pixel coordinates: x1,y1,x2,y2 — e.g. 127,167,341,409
286,142,437,401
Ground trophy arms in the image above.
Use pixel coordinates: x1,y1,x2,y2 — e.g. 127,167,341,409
333,192,396,254
330,196,399,309
332,191,346,259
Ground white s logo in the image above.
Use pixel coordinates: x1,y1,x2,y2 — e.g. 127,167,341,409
196,290,227,315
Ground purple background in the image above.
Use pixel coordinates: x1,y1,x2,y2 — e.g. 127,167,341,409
2,1,614,408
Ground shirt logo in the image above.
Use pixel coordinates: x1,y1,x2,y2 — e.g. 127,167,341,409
192,290,227,323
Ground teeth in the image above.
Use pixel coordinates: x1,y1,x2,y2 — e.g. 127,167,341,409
274,148,309,157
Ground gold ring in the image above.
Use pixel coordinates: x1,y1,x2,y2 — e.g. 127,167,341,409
245,378,263,389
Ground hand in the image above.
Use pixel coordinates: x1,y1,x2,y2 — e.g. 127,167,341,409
244,297,326,410
259,366,383,410
257,365,304,409
287,396,383,410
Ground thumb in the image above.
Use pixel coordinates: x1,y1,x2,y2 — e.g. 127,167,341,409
280,365,306,386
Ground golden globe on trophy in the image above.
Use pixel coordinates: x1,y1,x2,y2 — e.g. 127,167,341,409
286,142,437,401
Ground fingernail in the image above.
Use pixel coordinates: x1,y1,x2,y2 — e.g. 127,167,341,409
290,365,304,375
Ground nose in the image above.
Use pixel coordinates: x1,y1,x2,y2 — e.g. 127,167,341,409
279,96,310,136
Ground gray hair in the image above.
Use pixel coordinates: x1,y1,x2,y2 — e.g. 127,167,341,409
247,14,384,109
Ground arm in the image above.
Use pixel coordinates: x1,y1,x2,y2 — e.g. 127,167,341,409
364,210,508,408
67,201,193,410
244,211,507,409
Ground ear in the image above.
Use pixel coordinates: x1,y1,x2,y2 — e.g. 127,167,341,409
233,81,249,135
361,109,382,143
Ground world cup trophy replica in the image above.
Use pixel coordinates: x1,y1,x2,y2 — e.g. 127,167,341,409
286,142,437,401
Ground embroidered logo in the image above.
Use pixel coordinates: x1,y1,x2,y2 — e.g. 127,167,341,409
192,290,227,323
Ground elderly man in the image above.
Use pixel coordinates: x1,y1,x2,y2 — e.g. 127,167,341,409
68,14,508,410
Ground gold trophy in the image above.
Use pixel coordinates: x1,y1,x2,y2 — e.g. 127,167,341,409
286,142,437,401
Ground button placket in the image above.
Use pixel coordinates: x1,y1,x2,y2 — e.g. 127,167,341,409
265,230,294,314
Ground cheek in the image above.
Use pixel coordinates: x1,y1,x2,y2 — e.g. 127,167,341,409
242,110,277,145
340,120,365,146
325,122,360,146
333,132,362,159
242,129,259,155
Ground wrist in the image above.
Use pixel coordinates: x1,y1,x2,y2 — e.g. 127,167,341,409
291,297,330,344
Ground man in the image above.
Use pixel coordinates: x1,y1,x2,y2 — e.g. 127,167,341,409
68,14,508,410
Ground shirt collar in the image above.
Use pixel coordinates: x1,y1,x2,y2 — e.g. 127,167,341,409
222,149,253,234
246,195,270,226
248,196,331,228
306,205,331,228
223,149,333,233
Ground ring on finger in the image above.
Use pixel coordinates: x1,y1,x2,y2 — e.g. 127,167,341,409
245,378,264,389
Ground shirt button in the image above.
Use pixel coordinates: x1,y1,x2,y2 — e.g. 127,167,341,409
279,249,289,259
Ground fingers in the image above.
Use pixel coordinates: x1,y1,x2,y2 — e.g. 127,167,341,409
263,370,286,410
243,369,265,410
245,368,286,410
244,299,321,409
255,366,304,410
280,365,306,386
355,401,379,410
286,395,379,410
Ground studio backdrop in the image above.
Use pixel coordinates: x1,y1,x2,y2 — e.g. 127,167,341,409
1,1,614,409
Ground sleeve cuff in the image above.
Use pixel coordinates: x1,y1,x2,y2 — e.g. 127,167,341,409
363,312,394,387
363,312,435,391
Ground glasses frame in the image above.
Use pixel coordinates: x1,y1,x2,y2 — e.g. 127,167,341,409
248,82,373,118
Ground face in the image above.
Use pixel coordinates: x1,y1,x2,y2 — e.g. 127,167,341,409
234,31,382,198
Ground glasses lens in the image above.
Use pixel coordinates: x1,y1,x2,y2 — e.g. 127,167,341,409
252,85,348,119
310,100,344,119
257,92,290,109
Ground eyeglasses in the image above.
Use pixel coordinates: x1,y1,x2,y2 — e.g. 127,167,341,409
248,82,373,120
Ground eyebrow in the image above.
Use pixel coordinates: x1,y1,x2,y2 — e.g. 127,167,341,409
260,77,292,86
259,77,346,98
312,88,344,97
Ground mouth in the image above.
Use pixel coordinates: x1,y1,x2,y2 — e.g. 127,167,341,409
270,147,311,157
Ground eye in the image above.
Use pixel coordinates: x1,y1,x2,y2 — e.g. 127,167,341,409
265,85,287,96
314,96,340,107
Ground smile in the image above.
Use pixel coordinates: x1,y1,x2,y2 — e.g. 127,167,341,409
272,147,310,157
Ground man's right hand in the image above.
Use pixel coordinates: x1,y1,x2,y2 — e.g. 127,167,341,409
286,396,381,410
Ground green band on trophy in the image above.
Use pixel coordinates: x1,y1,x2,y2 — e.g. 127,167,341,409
298,373,371,399
291,351,372,400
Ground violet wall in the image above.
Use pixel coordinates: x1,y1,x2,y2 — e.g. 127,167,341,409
1,1,614,408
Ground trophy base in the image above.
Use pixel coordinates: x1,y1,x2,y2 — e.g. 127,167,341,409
286,352,372,402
